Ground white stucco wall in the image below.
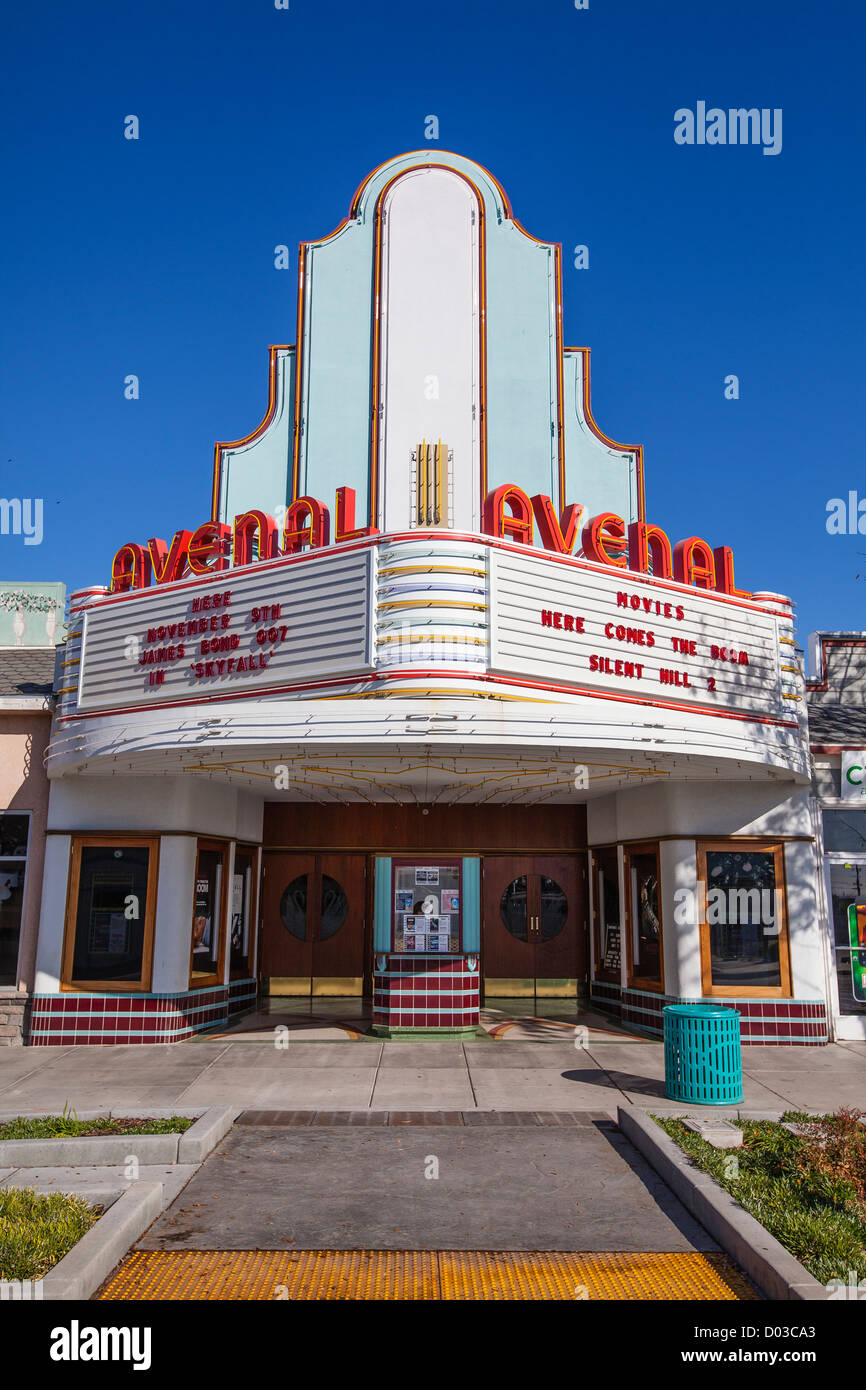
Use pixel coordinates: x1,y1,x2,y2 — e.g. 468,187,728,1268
587,781,813,844
150,835,198,993
33,833,71,992
46,776,263,843
784,838,826,999
659,839,700,998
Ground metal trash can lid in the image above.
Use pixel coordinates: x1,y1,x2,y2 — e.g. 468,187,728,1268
662,1004,740,1020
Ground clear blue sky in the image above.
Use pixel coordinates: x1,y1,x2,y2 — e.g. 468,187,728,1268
1,0,863,663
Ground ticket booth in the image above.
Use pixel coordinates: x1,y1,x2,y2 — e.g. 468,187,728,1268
372,856,480,1036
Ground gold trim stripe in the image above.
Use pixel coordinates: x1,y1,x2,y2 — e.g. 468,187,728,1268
377,634,485,646
378,566,486,578
377,601,488,611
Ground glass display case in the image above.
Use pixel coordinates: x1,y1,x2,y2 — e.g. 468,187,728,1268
391,860,461,953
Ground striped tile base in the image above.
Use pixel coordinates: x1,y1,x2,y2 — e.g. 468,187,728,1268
28,979,257,1045
590,983,829,1045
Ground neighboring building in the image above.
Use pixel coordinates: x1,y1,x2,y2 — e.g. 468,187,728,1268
0,582,65,1044
30,152,829,1045
807,632,866,1040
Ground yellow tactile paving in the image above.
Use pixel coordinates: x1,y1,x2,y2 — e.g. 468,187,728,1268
97,1249,758,1300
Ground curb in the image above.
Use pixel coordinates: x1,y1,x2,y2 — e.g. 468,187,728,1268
0,1135,179,1166
0,1106,236,1168
42,1181,164,1301
617,1106,830,1301
178,1105,239,1163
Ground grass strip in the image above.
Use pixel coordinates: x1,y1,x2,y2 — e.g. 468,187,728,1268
0,1114,194,1140
655,1111,866,1285
0,1187,100,1282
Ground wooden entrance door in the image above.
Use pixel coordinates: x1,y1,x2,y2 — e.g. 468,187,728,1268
482,854,585,999
260,852,367,996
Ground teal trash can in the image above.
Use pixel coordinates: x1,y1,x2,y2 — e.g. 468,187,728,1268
663,1004,743,1105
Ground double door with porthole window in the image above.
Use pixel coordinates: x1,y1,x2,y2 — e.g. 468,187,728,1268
259,849,585,1002
482,854,585,999
260,852,367,996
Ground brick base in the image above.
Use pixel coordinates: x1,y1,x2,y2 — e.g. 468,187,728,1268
374,954,480,1031
0,994,30,1046
590,980,829,1045
28,979,257,1045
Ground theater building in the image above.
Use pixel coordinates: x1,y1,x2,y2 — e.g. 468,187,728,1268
31,151,832,1045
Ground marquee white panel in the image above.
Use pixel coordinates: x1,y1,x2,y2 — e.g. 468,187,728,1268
77,548,374,712
489,547,785,719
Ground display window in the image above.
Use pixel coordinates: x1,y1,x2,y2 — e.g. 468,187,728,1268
229,845,259,978
696,840,791,997
822,811,866,1018
624,843,663,991
590,846,621,983
61,836,159,990
822,811,866,855
189,839,228,988
0,812,31,987
824,858,865,1016
391,860,462,954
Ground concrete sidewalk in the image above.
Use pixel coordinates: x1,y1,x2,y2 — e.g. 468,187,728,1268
136,1117,717,1253
1,1039,863,1115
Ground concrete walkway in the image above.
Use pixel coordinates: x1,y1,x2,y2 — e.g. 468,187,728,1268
0,1162,197,1203
136,1116,717,1253
1,1039,863,1115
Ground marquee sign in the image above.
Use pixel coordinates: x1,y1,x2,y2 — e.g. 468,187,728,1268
77,475,787,720
488,546,785,718
75,523,789,723
77,546,374,712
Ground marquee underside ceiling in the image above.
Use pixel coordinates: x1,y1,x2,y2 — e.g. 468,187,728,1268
54,743,804,803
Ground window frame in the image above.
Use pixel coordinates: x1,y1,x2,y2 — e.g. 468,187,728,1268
825,856,866,1016
229,843,260,980
820,808,866,855
0,809,33,989
590,844,621,984
390,857,463,954
696,838,792,998
624,841,665,993
61,834,159,992
188,837,229,991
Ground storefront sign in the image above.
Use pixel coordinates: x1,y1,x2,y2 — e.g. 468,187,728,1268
842,752,866,800
108,486,749,600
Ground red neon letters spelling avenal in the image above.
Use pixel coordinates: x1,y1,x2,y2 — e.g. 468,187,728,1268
110,484,750,600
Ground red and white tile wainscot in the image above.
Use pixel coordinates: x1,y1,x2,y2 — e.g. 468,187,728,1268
373,954,480,1035
28,979,257,1045
590,981,829,1045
